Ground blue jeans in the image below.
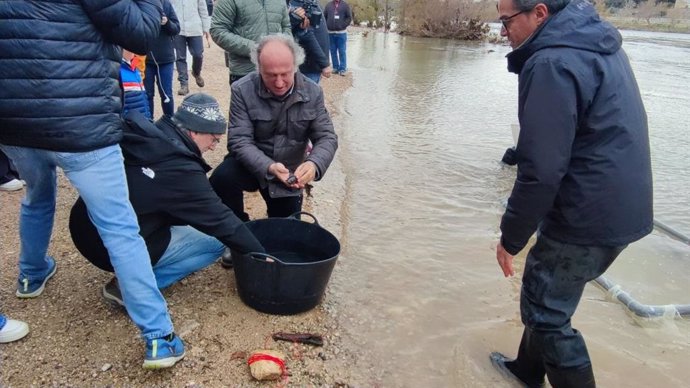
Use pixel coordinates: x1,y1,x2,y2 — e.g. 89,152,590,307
0,144,173,340
0,314,6,330
329,32,347,72
154,226,224,290
302,72,321,84
144,61,175,117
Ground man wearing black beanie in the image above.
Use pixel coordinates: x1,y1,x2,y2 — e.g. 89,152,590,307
69,93,265,309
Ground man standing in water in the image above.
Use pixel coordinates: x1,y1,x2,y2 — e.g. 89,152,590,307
492,0,653,387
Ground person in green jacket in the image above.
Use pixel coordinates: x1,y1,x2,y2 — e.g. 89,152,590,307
210,0,292,85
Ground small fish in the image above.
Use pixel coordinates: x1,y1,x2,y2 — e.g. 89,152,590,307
286,174,298,185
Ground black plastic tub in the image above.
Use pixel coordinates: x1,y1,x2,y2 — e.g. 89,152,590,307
231,212,340,315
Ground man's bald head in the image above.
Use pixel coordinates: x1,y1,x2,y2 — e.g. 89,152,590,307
251,34,305,72
250,34,305,97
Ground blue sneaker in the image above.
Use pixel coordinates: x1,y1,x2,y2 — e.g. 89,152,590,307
143,333,185,369
16,257,57,298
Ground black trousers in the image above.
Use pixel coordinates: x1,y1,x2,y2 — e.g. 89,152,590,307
209,155,302,222
510,234,626,387
174,35,204,84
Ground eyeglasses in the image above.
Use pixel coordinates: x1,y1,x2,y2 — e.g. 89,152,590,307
499,9,529,29
211,134,222,144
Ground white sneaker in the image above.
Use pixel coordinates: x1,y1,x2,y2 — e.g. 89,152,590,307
0,178,24,192
0,318,30,343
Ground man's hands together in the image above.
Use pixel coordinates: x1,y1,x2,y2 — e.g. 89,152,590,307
268,161,317,189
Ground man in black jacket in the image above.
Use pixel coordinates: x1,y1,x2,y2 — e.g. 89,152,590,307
0,0,187,369
287,0,332,83
70,93,265,302
491,0,653,387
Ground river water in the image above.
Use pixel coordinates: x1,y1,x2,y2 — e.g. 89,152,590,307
313,29,690,387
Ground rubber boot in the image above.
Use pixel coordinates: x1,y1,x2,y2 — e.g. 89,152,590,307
546,364,596,388
490,352,545,388
508,328,547,386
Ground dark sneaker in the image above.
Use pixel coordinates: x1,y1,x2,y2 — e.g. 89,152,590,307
193,74,205,87
219,247,233,269
16,257,57,298
143,333,185,369
178,84,189,96
102,277,124,307
489,352,545,388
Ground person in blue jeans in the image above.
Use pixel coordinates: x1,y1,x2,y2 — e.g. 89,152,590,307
145,0,180,118
0,0,185,369
68,94,265,301
323,0,352,75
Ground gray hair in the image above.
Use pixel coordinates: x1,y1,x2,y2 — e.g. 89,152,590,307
513,0,570,14
250,34,305,72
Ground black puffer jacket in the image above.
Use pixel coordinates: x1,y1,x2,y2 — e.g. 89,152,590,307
0,0,163,152
500,0,653,254
69,112,265,271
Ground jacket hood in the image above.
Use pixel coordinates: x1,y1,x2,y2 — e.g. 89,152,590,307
122,112,210,171
507,0,621,73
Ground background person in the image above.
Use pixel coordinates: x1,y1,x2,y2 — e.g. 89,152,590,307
145,0,181,117
69,93,265,305
287,0,332,83
210,0,292,85
121,49,153,120
171,0,211,95
491,0,653,387
323,0,352,76
0,0,186,370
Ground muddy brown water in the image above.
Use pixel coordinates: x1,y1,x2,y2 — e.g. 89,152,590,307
313,29,690,386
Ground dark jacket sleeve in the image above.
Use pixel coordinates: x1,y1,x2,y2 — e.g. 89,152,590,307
156,167,265,254
83,0,163,54
500,58,577,255
296,29,330,70
343,2,353,27
305,88,338,179
163,0,181,36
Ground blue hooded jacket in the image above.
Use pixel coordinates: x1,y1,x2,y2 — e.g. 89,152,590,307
500,0,653,254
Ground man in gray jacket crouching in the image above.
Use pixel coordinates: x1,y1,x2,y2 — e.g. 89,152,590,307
210,34,337,267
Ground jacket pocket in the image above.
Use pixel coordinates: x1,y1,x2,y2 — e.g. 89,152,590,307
288,107,317,140
248,108,275,141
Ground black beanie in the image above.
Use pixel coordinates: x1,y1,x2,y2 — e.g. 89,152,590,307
173,93,226,134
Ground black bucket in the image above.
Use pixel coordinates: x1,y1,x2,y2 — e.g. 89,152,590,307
231,212,340,315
